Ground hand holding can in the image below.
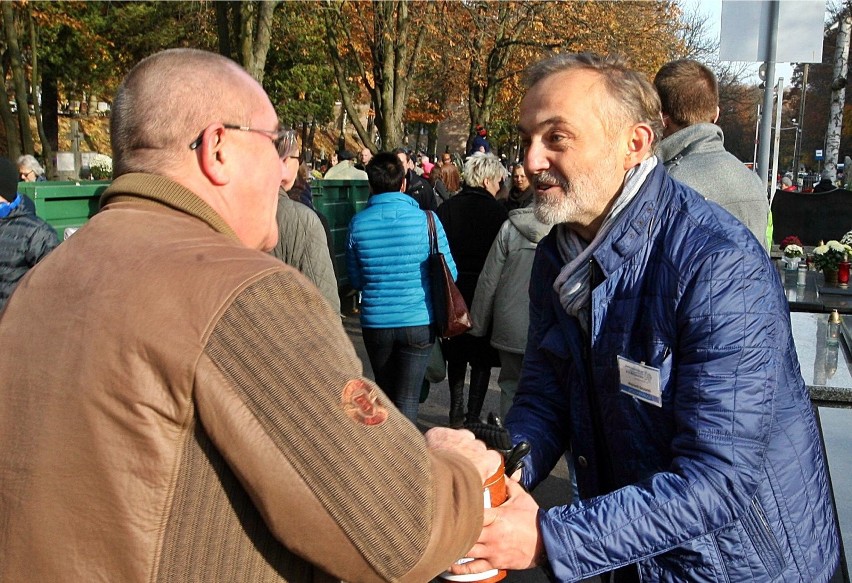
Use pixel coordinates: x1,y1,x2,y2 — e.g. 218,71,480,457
440,460,508,583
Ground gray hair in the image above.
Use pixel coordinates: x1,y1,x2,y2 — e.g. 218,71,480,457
111,48,255,177
463,152,508,189
524,52,664,147
17,154,44,177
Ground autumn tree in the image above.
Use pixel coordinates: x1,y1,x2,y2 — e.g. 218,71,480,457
322,0,438,150
1,1,223,171
444,1,685,154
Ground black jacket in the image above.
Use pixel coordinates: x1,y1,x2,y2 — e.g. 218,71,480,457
0,197,59,309
405,170,437,211
435,186,508,305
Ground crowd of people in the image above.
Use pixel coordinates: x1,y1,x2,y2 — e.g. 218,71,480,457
0,47,841,583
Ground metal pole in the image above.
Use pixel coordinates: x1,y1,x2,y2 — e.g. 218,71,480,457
793,64,809,177
757,0,781,193
770,78,784,203
753,103,761,171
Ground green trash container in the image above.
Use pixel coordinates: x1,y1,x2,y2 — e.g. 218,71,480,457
312,179,370,289
18,180,109,239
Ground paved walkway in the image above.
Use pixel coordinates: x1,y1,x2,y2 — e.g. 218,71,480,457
341,310,572,583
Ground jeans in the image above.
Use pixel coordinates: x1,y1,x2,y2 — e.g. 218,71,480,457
362,325,434,423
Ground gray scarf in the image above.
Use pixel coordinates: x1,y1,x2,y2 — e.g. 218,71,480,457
553,156,658,336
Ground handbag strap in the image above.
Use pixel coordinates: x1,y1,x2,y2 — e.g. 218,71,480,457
425,211,439,255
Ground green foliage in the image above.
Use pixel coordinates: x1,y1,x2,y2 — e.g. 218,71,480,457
264,2,335,126
33,1,218,101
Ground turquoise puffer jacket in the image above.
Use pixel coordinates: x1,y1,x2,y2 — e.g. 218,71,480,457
346,192,456,329
506,164,839,582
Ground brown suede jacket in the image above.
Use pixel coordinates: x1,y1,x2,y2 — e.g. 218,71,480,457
0,173,483,582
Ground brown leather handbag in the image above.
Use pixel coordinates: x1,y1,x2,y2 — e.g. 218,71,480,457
425,211,472,338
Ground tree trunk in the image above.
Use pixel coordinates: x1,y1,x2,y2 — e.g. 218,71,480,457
216,2,232,59
307,119,317,162
28,8,54,178
41,70,58,153
0,66,20,159
239,1,279,84
824,10,851,181
239,2,257,77
427,122,438,160
321,3,374,149
2,2,35,155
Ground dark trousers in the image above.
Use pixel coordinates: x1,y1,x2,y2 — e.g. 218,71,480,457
362,324,434,423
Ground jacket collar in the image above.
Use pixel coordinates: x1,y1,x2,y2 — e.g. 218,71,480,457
100,173,239,241
366,191,419,207
656,123,723,166
459,185,496,199
590,163,668,278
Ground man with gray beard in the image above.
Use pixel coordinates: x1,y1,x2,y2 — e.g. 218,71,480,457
450,53,839,583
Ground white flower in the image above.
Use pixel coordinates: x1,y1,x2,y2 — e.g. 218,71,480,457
90,154,112,172
783,244,803,258
89,154,113,179
827,240,848,253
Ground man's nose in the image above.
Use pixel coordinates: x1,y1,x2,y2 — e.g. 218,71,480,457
524,140,549,176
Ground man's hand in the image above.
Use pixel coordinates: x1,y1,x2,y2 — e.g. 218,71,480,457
449,479,545,574
464,413,531,476
425,427,502,483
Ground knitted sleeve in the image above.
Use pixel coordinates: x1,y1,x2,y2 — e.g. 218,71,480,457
195,269,483,582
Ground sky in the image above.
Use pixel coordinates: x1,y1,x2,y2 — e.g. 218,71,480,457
682,0,797,86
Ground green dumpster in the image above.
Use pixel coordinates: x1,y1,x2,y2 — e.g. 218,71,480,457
19,180,109,239
312,179,370,289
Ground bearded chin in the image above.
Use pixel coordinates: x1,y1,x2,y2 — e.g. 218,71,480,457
534,190,574,225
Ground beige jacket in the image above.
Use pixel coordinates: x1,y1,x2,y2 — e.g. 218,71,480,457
0,173,483,582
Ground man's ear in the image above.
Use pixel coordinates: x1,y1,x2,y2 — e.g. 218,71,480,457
713,106,720,124
196,125,230,186
623,122,655,169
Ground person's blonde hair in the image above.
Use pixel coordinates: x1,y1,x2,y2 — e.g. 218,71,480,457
463,152,507,189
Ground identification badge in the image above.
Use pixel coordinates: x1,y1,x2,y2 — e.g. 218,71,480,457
617,355,662,407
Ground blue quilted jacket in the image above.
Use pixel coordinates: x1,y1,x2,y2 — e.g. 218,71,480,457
346,192,456,329
506,164,839,582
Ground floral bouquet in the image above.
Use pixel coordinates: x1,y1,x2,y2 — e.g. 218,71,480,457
89,154,113,180
813,240,852,272
783,244,804,259
780,235,803,251
841,230,852,247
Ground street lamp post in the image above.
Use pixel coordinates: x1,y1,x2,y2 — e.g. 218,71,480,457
792,64,809,177
791,118,800,174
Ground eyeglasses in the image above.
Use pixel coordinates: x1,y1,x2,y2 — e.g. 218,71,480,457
189,124,296,159
19,170,34,180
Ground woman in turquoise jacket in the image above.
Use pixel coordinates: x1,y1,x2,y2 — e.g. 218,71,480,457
346,152,456,423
